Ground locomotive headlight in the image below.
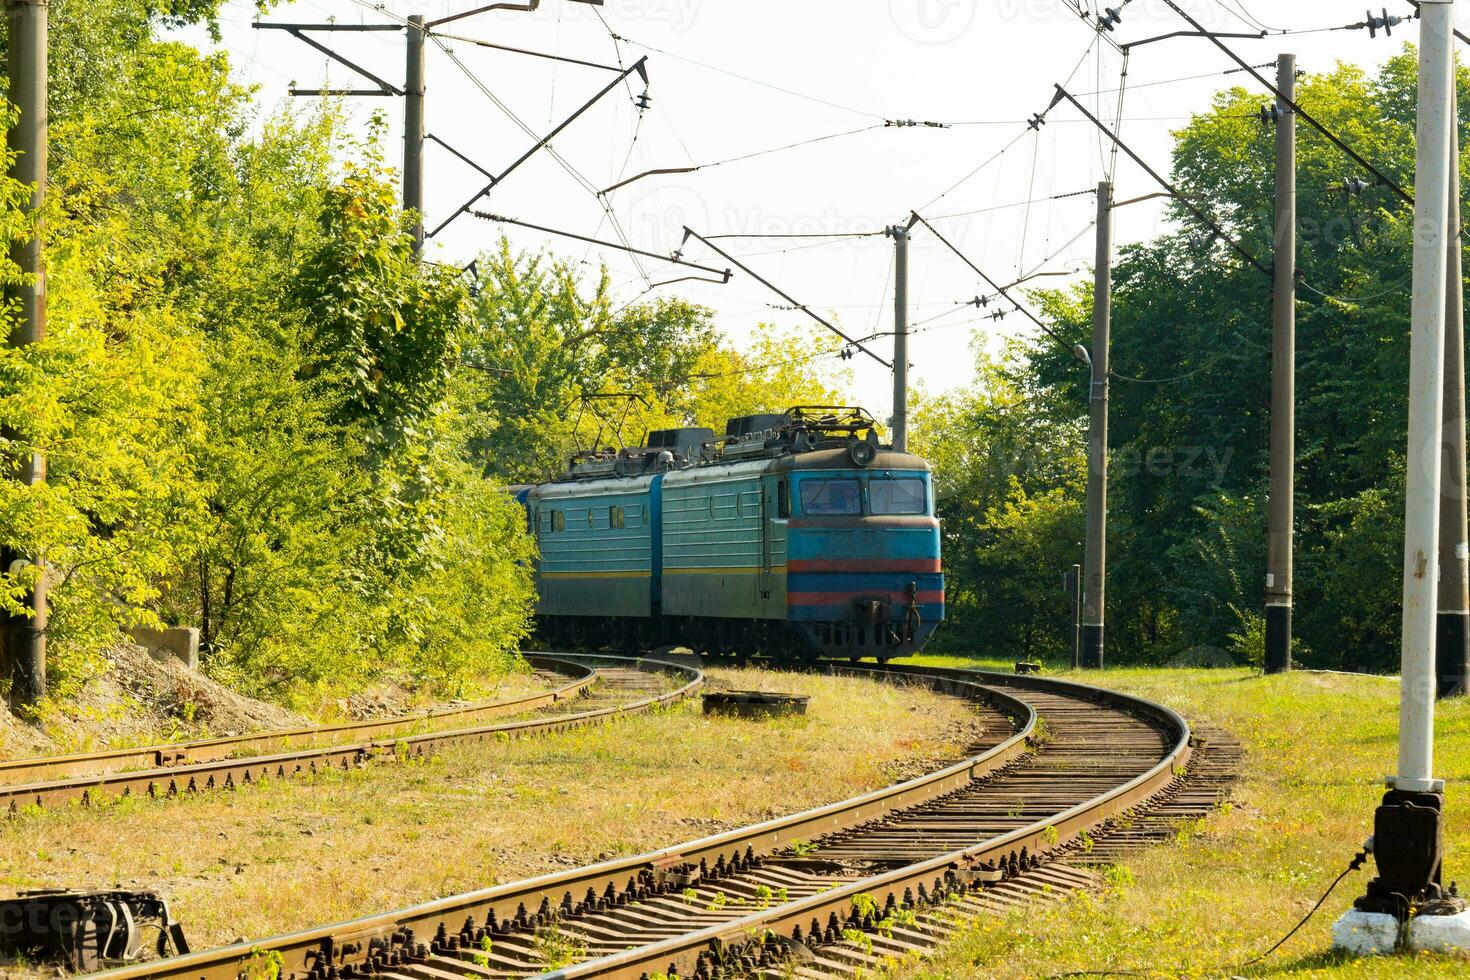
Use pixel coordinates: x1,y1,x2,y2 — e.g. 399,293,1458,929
849,441,878,468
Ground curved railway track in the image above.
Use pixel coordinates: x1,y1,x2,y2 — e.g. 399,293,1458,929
1,656,702,815
79,662,1224,980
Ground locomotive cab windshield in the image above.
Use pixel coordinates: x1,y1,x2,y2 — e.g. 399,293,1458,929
793,472,931,517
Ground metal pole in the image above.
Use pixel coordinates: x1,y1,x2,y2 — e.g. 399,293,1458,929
1438,73,1470,699
404,14,427,255
1265,53,1296,675
1071,563,1082,670
890,223,909,452
1081,181,1112,670
2,0,48,708
1397,0,1455,795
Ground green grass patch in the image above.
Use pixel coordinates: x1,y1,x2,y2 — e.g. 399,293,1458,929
877,654,1470,977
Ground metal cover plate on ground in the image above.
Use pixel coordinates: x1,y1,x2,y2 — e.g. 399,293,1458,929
702,690,810,718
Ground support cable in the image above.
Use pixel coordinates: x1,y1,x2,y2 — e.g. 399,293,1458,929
607,30,887,121
426,56,649,239
1051,84,1273,279
601,125,884,194
681,228,892,368
909,211,1089,365
917,30,1102,210
1162,0,1413,206
472,210,731,280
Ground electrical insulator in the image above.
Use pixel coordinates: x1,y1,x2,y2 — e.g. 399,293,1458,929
1027,112,1046,131
635,89,653,111
1257,104,1282,126
1097,6,1123,32
1366,8,1404,39
1342,176,1372,199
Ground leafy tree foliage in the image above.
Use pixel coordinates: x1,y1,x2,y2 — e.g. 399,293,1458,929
458,241,850,482
1,0,852,710
964,51,1460,669
913,350,1084,660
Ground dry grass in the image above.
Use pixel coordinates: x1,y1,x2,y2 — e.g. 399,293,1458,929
0,667,985,964
875,658,1470,979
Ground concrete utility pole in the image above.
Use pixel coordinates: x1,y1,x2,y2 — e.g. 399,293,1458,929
1337,5,1470,948
889,223,910,452
1438,75,1470,699
1081,180,1112,670
2,0,49,707
1346,0,1460,927
404,15,427,255
1397,0,1454,797
1265,53,1297,675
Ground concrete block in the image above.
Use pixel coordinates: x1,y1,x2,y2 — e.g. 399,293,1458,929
1332,910,1399,955
128,626,200,670
1407,909,1470,953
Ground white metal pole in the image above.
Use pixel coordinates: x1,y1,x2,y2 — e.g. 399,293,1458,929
1398,0,1457,794
891,224,909,453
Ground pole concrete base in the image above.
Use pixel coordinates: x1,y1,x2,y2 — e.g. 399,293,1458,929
1435,611,1469,697
1331,910,1398,955
1333,909,1470,956
1264,604,1292,674
1080,624,1103,670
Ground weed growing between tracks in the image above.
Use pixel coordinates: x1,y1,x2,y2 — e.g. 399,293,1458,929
876,659,1470,979
0,667,984,962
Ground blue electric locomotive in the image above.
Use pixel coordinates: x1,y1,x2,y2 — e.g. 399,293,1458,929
521,408,944,661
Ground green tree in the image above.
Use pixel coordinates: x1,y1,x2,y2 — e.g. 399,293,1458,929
1012,50,1455,667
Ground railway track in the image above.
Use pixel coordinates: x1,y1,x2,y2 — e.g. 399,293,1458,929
81,662,1230,980
1,656,701,815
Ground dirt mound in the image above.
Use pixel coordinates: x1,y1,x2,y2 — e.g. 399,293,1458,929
0,644,306,760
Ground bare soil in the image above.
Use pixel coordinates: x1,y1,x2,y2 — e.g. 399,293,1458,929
0,645,305,760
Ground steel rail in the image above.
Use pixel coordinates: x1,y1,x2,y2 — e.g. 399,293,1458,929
1,656,700,814
85,664,1032,980
0,657,597,786
537,666,1192,979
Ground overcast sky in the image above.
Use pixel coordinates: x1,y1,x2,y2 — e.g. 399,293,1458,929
180,0,1451,419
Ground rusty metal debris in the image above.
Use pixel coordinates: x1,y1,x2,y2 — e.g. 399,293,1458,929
0,890,188,973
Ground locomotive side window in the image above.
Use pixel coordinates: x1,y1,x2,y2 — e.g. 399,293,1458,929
800,478,861,516
777,479,791,519
611,505,625,529
553,511,565,533
870,478,927,515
